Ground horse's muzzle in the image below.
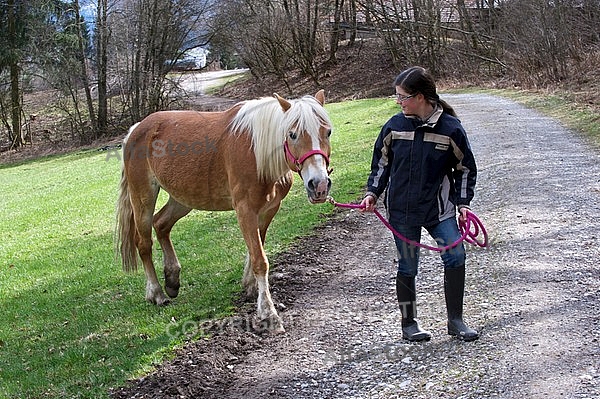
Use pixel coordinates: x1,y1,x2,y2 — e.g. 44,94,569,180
306,177,331,203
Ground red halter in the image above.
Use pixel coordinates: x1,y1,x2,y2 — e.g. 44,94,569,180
284,140,332,176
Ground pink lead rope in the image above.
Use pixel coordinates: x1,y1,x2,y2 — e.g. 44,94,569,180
327,197,489,252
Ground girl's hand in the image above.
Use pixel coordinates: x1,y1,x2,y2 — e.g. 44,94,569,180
360,194,376,212
458,206,469,223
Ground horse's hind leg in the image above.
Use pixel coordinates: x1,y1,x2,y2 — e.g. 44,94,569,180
153,196,192,298
128,174,169,305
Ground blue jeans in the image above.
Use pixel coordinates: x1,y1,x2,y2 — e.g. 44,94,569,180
390,217,466,278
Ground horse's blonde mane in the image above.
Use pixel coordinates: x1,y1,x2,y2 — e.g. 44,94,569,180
229,95,331,181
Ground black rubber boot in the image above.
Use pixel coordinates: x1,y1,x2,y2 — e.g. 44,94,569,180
396,272,431,342
444,265,479,341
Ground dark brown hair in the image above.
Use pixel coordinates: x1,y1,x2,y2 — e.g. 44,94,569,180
394,66,457,117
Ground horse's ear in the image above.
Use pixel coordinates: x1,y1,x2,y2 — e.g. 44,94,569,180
314,89,325,105
274,93,291,112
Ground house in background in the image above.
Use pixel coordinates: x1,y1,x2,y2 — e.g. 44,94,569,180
171,47,210,71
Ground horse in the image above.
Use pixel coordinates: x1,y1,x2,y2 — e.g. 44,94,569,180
115,90,332,333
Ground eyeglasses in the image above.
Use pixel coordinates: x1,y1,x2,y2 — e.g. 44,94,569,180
395,93,416,102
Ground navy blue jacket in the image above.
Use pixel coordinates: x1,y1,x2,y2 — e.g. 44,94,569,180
366,105,477,226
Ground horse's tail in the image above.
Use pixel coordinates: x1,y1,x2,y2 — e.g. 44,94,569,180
115,135,138,273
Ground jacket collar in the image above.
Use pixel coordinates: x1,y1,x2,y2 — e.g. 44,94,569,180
406,103,443,128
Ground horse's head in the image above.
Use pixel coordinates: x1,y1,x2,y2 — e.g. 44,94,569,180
276,90,332,204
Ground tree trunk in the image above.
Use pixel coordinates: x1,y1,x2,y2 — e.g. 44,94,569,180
74,0,97,138
10,61,21,149
348,0,357,46
8,0,22,149
96,0,108,136
457,0,478,50
327,0,344,65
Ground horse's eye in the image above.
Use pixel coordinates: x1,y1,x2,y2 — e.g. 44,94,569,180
289,131,298,140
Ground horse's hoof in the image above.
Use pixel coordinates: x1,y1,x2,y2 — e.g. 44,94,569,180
165,284,180,299
164,268,181,298
147,295,171,306
270,324,286,334
156,298,171,306
255,316,285,334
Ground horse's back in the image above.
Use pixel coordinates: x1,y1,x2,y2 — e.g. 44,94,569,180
124,108,259,211
134,109,235,141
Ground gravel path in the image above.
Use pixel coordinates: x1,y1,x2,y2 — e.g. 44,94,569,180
111,94,600,399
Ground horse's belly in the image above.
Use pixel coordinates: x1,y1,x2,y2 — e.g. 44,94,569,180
150,153,234,211
160,182,234,211
171,189,234,211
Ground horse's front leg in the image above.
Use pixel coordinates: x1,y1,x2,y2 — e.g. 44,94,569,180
243,174,292,298
236,205,284,333
242,202,282,299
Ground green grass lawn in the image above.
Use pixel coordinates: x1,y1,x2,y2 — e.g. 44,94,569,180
0,98,395,399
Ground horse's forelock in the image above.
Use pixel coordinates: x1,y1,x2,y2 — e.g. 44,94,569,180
230,98,275,135
284,96,331,140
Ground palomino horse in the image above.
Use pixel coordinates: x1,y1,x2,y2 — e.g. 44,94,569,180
116,90,332,332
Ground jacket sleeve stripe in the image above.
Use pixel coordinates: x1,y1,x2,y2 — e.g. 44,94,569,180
371,131,394,190
459,166,470,199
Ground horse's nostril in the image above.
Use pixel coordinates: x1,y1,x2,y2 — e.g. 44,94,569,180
308,178,330,197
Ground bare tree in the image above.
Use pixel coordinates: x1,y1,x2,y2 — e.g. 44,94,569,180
282,0,329,83
327,0,345,65
213,0,297,90
217,0,333,88
363,0,433,67
495,0,592,85
32,0,98,143
74,0,98,139
108,0,216,121
0,0,28,149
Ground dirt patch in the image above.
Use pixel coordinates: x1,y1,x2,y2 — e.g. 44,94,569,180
109,94,600,398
